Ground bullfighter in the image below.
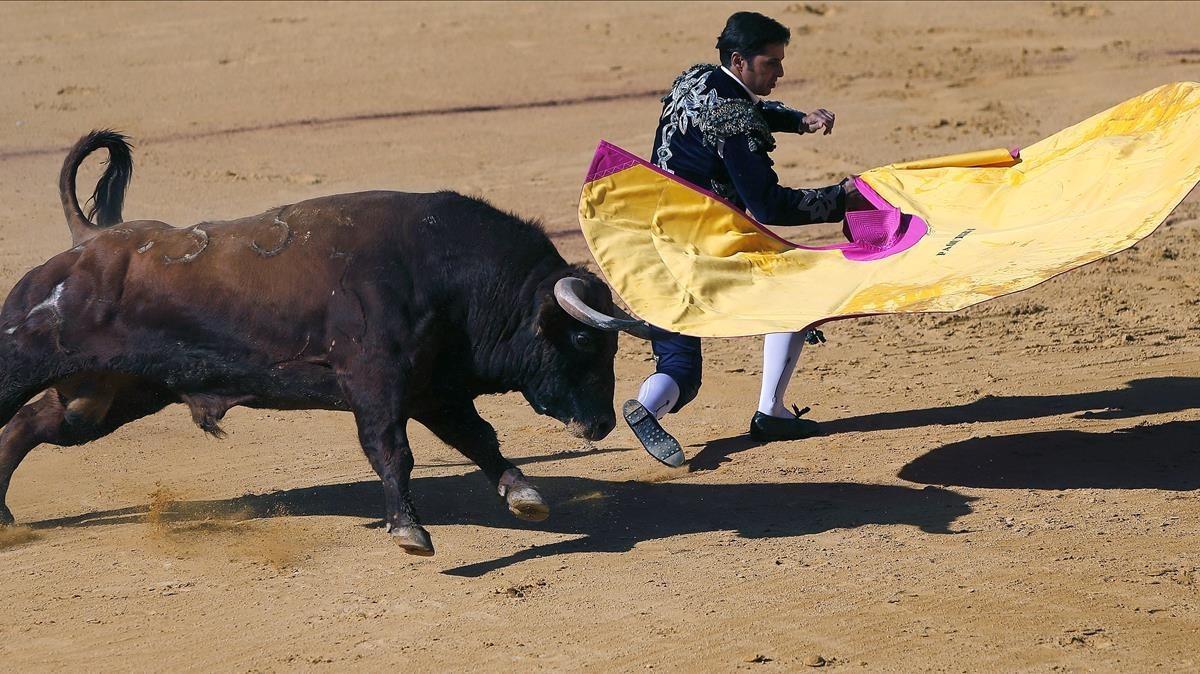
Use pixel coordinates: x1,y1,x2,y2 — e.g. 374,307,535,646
624,11,863,466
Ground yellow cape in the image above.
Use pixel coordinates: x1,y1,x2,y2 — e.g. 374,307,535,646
579,82,1200,337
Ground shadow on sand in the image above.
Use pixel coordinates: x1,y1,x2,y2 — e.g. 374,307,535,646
30,471,973,577
691,377,1200,474
25,379,1197,576
821,376,1200,435
899,419,1200,490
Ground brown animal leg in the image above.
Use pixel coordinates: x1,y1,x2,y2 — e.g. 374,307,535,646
0,393,63,526
0,333,91,524
0,376,171,526
0,389,96,526
337,361,432,556
417,402,549,522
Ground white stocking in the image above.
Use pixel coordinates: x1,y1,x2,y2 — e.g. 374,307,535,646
637,373,681,420
757,331,807,418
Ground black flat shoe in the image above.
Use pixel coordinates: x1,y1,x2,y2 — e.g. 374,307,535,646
749,405,822,442
623,399,685,467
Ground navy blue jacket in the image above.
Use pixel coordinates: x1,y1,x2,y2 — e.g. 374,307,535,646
651,64,846,226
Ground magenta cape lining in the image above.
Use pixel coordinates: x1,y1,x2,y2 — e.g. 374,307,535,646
584,140,927,262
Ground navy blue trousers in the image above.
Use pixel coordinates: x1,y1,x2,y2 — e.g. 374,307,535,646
648,327,703,413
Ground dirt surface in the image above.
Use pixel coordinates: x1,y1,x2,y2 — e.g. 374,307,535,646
1,1,1198,671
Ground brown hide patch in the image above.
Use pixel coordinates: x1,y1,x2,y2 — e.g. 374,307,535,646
159,225,209,264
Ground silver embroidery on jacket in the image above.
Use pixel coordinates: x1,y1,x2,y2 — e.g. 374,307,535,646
655,64,776,173
655,65,719,171
702,99,774,155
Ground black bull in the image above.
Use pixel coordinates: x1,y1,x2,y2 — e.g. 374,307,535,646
0,131,651,556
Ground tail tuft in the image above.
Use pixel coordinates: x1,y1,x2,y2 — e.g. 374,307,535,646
59,130,134,245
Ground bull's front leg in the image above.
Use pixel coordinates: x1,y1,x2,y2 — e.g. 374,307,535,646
337,362,433,556
418,401,549,522
359,416,430,555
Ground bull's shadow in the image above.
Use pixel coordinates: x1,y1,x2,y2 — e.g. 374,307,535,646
899,419,1200,490
30,471,974,577
822,376,1200,435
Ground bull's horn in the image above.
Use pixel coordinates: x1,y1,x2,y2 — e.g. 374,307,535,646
554,277,654,340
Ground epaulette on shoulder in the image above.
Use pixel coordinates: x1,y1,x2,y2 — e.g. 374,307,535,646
699,98,776,153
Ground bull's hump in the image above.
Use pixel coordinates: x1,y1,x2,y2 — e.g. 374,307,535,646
193,190,434,243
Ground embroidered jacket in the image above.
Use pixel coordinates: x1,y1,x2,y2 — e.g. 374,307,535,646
651,64,846,226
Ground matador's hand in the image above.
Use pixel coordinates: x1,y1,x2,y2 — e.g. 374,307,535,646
802,108,836,135
840,176,873,212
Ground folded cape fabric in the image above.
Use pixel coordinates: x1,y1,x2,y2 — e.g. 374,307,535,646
578,82,1200,337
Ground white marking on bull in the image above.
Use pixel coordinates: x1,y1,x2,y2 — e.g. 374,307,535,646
7,281,68,334
250,217,293,257
162,226,209,264
28,282,66,319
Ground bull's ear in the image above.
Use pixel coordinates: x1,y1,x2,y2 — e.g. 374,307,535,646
533,290,564,336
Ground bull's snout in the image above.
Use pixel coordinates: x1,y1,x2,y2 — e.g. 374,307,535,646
568,413,615,441
528,389,616,441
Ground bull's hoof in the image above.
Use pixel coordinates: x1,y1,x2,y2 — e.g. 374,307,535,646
499,468,549,522
0,505,13,527
389,525,435,556
507,487,550,522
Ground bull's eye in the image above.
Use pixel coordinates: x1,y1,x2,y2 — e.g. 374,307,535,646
571,331,598,353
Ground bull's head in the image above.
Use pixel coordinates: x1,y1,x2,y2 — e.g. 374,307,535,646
519,274,652,441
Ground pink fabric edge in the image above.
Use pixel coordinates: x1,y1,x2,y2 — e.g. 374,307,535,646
583,140,928,260
843,177,929,261
852,176,890,210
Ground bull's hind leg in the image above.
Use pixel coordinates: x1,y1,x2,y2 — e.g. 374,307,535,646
0,376,170,525
417,401,549,522
336,361,433,556
0,393,63,526
0,341,78,525
0,386,101,526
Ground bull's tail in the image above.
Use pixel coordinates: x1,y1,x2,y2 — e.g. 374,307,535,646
59,130,133,245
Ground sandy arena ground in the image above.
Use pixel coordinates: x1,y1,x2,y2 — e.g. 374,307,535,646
1,1,1198,671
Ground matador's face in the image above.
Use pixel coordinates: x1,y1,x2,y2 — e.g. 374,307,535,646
735,42,787,97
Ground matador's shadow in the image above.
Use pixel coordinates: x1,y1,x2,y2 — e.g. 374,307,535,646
822,376,1200,434
690,377,1200,473
899,419,1200,490
30,470,973,577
